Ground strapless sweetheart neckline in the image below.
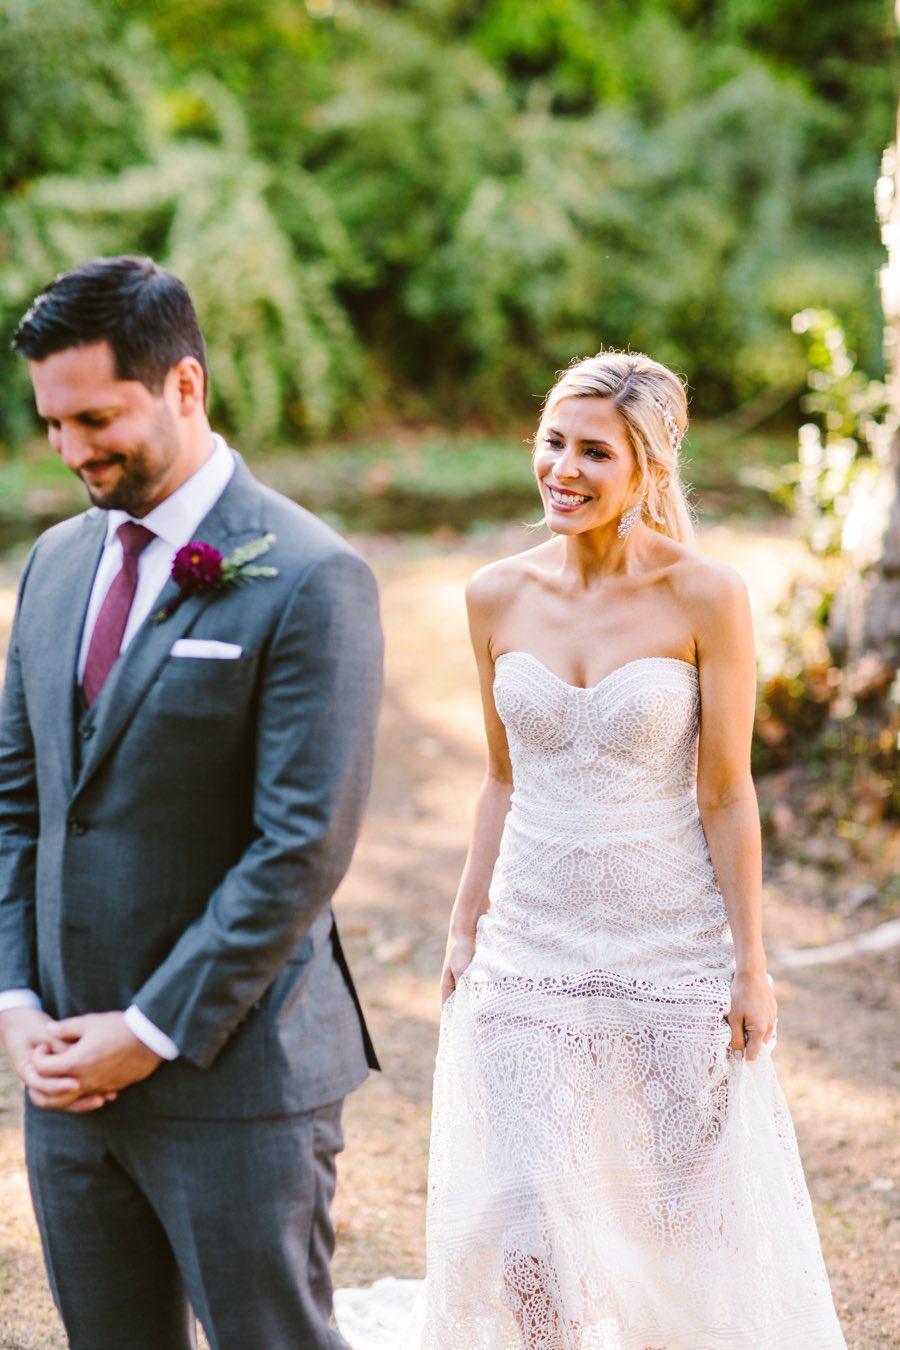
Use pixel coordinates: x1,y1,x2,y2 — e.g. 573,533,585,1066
494,649,699,693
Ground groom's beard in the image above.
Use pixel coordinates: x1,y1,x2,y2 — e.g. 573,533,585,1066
79,405,180,515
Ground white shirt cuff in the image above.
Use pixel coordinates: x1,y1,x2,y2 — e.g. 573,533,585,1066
0,989,43,1014
124,1005,180,1061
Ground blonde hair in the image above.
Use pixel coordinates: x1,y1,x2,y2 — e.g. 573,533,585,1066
535,350,696,544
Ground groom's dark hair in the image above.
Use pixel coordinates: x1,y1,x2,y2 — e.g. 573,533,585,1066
12,255,209,405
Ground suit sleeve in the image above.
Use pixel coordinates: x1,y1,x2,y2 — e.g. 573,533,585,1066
0,549,40,992
132,549,384,1068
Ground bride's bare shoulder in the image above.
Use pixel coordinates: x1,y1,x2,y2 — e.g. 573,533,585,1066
659,542,750,636
665,546,747,605
465,541,556,617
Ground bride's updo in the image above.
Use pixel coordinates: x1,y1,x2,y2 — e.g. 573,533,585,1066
535,350,696,544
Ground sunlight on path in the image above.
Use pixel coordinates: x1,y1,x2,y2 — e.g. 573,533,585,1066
776,917,900,967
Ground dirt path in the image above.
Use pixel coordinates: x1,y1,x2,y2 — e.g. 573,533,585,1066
0,524,897,1348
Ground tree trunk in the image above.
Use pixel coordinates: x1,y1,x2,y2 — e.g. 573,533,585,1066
845,90,900,666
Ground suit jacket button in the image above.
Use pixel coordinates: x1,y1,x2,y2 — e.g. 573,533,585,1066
252,1001,262,1011
68,818,88,836
79,724,95,740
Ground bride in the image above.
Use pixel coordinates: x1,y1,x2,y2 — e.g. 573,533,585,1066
336,351,845,1348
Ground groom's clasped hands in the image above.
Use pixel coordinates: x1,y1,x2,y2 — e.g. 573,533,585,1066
0,1006,161,1113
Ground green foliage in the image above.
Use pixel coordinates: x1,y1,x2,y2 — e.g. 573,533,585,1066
306,4,888,417
752,306,898,819
0,42,367,445
0,0,893,448
249,432,541,533
0,0,149,189
771,309,888,554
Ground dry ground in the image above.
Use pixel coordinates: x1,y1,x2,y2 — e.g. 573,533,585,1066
0,522,897,1348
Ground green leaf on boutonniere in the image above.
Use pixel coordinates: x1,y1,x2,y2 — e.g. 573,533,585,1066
220,533,277,579
231,564,279,585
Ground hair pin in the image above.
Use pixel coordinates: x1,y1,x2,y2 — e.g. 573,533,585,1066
653,395,683,457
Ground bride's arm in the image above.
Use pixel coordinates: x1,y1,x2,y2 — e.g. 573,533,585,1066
440,569,514,1004
691,563,777,1061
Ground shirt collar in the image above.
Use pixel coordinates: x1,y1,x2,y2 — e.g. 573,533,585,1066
104,434,236,551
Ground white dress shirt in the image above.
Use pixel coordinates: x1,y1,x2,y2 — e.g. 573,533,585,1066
0,434,236,1062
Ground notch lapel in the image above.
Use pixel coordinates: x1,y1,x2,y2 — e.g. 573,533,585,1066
72,456,264,799
39,511,107,797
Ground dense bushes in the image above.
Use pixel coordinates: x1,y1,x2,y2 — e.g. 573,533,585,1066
754,308,898,821
0,0,893,447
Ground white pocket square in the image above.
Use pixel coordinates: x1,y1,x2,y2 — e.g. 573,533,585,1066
170,639,243,660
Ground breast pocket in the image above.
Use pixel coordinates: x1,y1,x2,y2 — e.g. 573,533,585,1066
146,656,256,718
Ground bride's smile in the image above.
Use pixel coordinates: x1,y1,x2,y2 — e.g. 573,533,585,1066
544,484,592,508
534,392,643,538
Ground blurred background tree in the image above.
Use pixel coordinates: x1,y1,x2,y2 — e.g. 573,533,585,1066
0,0,894,447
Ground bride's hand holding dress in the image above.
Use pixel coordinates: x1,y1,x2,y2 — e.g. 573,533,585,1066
727,969,777,1059
440,931,476,1005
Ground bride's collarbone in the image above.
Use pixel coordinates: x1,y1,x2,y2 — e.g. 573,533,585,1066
493,583,696,691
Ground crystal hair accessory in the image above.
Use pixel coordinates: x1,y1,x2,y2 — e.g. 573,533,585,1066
653,395,683,457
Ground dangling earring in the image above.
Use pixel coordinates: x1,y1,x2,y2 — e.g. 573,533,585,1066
617,496,643,539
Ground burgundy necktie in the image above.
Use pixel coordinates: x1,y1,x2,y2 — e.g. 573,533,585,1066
82,521,156,707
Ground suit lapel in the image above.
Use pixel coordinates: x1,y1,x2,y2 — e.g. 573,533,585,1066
72,455,264,799
41,511,107,796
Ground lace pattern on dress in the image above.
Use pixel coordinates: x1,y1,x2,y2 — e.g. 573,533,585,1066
422,655,845,1349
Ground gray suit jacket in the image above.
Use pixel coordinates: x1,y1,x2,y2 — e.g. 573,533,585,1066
0,451,383,1118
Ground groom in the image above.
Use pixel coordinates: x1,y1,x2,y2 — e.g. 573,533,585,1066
0,256,383,1348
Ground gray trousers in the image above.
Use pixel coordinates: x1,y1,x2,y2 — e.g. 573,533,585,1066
24,1096,350,1350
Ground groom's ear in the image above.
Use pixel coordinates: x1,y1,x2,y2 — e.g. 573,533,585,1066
168,356,206,418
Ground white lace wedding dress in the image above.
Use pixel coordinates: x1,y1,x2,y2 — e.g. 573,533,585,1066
335,653,845,1349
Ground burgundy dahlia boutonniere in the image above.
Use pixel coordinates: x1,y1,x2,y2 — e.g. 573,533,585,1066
151,533,278,624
